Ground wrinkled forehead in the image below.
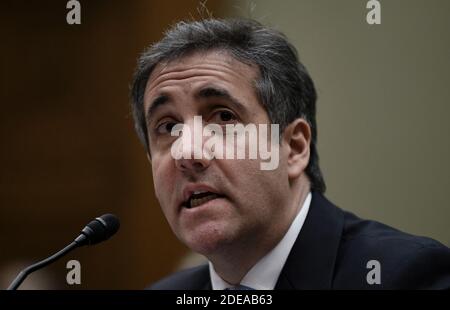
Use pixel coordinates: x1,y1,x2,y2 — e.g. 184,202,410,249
154,49,239,71
145,49,260,92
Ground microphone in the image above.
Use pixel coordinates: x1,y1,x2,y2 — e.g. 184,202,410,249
7,214,120,290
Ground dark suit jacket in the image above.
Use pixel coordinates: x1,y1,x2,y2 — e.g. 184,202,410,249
150,192,450,289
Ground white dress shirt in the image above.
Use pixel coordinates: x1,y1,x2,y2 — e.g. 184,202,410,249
209,192,312,290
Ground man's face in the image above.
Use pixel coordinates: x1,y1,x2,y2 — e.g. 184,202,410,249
143,51,293,255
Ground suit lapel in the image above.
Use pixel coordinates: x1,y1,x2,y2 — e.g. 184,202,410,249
201,271,212,290
194,265,212,290
275,192,344,289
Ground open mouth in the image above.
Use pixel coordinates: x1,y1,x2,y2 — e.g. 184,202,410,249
183,191,224,209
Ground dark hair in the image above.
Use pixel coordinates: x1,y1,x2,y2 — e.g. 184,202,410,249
130,18,326,193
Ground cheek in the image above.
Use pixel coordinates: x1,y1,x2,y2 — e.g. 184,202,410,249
151,155,175,205
229,158,288,213
225,159,275,199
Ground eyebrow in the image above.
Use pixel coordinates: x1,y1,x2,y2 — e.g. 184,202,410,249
145,86,247,123
146,94,170,120
195,86,246,113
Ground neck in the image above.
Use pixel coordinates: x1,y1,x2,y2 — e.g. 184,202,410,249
209,176,311,284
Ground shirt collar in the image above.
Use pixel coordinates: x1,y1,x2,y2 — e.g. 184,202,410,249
209,192,312,290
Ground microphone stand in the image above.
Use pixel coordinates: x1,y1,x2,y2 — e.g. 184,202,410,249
7,234,89,290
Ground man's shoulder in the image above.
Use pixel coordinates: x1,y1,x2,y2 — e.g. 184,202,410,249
334,209,450,289
340,208,445,249
147,264,210,290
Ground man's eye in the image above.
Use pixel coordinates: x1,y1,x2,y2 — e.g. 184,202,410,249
212,110,237,123
156,121,177,134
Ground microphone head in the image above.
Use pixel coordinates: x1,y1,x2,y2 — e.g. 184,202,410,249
79,214,120,245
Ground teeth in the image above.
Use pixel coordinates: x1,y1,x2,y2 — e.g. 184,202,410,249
190,193,219,208
193,191,207,195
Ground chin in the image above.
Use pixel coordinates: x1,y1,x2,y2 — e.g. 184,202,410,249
181,223,234,256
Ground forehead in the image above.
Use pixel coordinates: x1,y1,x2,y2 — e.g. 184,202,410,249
143,50,259,109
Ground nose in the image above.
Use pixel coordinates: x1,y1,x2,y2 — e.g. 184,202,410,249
175,157,211,172
173,119,212,173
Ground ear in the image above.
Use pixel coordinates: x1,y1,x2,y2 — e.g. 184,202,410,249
282,119,311,180
146,152,152,164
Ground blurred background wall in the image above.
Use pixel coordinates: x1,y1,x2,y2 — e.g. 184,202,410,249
229,0,450,247
0,0,226,290
1,0,448,289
